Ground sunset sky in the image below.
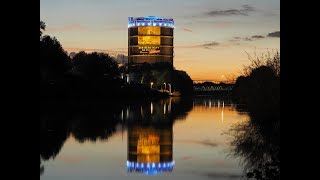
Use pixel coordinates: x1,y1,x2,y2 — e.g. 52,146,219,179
40,0,279,80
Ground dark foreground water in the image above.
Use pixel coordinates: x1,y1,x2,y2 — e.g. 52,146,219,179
40,96,279,180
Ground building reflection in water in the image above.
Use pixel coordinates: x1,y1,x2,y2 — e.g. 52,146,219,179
127,125,174,175
125,98,177,175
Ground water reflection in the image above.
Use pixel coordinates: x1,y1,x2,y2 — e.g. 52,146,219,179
127,125,174,175
40,97,193,176
69,107,119,143
40,103,70,175
229,104,280,179
40,100,123,176
123,97,192,175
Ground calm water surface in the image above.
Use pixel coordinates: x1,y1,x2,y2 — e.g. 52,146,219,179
40,97,250,180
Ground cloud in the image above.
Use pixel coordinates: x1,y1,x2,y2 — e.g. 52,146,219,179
205,5,255,16
46,24,88,32
202,41,220,47
252,35,265,39
200,41,220,49
199,140,219,147
176,41,221,49
175,139,219,147
242,4,255,12
267,31,280,37
230,35,264,43
229,37,241,42
182,28,193,32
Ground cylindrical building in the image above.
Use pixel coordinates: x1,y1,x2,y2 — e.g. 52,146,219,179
128,16,174,67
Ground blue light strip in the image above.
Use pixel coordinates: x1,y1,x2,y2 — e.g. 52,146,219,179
128,16,174,28
126,160,175,175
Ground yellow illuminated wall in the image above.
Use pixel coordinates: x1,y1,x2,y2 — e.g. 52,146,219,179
137,130,160,163
138,36,160,45
138,27,160,35
128,125,173,163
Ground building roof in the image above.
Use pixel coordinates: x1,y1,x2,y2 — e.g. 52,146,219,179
128,16,174,28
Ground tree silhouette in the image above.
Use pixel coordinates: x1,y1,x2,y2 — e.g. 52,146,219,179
40,21,71,96
40,30,72,97
40,21,45,37
72,51,120,81
171,70,193,96
232,51,280,118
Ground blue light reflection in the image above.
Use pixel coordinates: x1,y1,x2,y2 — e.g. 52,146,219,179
126,160,175,175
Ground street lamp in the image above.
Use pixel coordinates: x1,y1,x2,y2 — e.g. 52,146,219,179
150,82,153,88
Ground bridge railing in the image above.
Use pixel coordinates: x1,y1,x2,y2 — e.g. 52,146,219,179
193,86,233,91
192,80,236,84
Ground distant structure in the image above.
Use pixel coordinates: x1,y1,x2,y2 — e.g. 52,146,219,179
128,16,174,67
114,54,128,66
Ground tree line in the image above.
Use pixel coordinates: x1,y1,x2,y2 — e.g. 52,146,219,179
40,21,193,100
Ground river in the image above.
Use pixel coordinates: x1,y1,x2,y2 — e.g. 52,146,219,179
40,96,273,180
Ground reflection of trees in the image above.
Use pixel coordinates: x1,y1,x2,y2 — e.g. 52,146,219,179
40,103,70,160
40,97,192,176
169,97,193,121
230,107,280,180
70,106,121,143
40,101,71,176
40,126,69,160
40,158,44,175
40,101,123,176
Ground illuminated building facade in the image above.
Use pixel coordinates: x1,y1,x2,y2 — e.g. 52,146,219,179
127,125,174,175
128,16,174,67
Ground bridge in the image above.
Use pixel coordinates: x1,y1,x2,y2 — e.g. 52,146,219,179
192,79,235,93
192,79,235,84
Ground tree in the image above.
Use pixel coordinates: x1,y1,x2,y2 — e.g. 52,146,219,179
171,70,193,96
40,21,46,37
232,51,280,123
72,52,120,81
243,50,280,77
40,35,71,83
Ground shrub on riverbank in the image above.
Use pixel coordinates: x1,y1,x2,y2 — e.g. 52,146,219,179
232,51,280,122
